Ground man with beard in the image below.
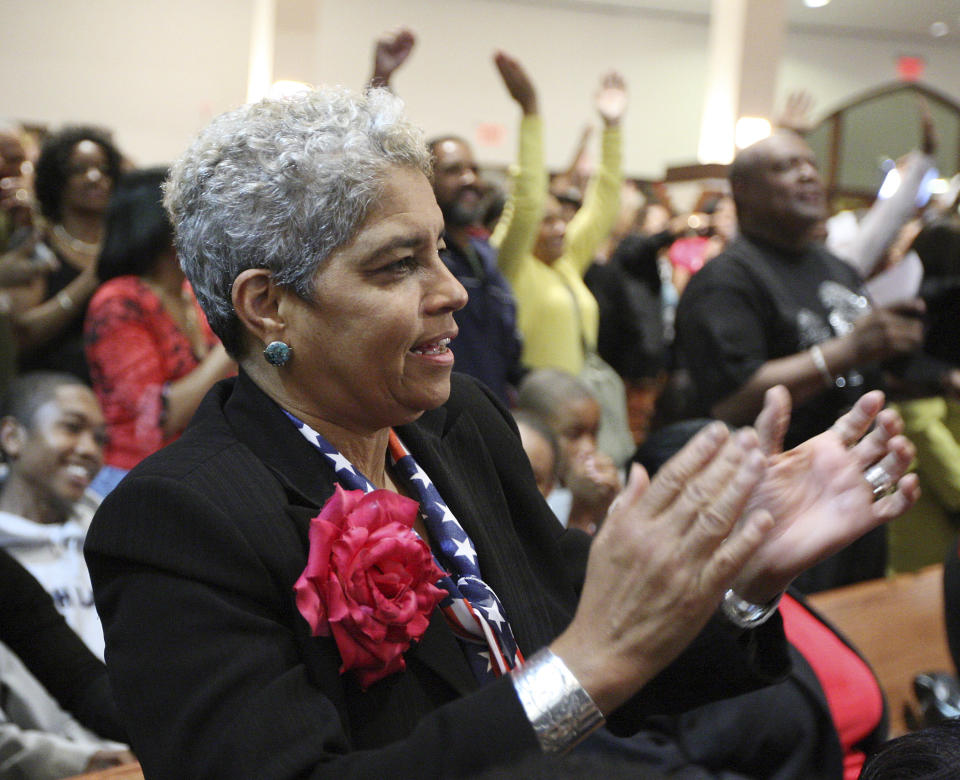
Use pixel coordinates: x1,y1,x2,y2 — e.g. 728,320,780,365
427,132,524,404
676,130,924,591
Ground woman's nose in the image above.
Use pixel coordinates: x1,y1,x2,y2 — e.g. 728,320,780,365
426,259,468,314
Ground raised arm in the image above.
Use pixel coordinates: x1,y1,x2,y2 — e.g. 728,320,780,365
563,71,625,276
489,51,547,283
775,90,816,136
368,27,416,90
840,102,938,278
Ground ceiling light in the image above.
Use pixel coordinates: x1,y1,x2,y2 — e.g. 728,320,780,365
804,0,831,7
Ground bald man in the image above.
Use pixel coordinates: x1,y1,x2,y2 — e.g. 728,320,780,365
676,131,924,591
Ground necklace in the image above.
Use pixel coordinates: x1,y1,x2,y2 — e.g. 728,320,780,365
52,223,101,258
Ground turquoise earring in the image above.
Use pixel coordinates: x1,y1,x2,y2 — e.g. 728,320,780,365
263,341,292,367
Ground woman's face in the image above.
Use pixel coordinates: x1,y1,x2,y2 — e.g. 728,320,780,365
533,195,567,265
278,166,468,434
61,139,113,217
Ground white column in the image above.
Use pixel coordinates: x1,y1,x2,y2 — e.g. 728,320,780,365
246,0,277,103
697,0,786,164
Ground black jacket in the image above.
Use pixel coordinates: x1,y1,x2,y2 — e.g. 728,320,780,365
85,371,787,779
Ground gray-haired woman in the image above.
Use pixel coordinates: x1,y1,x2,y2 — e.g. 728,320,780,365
86,86,917,779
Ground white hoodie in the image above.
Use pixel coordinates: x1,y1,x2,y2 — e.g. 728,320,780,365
0,494,103,659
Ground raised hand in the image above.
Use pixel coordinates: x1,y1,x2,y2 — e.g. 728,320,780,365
370,28,416,88
552,422,773,715
736,387,919,603
493,50,538,116
777,89,816,135
917,95,937,155
595,71,627,127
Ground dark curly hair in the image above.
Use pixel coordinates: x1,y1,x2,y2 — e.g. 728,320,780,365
34,125,122,222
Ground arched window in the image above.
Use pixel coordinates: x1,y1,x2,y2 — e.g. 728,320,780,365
806,83,960,207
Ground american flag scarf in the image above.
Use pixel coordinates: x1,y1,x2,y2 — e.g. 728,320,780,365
285,411,523,683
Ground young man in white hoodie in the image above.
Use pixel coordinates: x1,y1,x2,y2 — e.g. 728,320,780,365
0,371,105,657
0,372,134,778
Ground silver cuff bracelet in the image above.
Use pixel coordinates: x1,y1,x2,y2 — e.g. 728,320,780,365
510,648,605,753
721,588,782,630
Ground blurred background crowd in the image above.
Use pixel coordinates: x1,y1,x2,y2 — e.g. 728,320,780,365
3,1,960,777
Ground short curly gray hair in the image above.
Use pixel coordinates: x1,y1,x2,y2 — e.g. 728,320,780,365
163,86,432,356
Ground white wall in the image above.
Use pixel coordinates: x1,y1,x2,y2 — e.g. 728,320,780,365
0,0,254,166
780,28,960,119
1,0,958,177
310,0,712,178
310,0,960,176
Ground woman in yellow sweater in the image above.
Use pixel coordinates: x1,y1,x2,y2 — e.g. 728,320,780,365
492,70,625,376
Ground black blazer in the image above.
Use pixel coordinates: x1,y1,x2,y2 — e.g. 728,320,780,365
85,371,788,779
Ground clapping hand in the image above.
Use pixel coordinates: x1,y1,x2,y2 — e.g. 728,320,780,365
732,386,919,603
552,422,774,714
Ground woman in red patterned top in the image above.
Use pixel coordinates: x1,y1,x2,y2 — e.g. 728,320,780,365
84,168,235,496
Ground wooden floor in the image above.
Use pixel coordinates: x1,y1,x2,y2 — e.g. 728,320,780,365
64,763,143,780
808,563,955,736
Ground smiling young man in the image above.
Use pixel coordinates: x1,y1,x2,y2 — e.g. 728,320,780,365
0,371,106,656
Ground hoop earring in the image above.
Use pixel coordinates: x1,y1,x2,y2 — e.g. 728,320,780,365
263,341,293,367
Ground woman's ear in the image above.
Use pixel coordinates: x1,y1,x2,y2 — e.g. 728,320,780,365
0,417,25,461
232,269,285,348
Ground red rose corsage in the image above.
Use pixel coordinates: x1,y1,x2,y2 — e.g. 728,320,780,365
294,485,447,689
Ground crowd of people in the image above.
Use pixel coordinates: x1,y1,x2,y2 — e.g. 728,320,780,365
1,24,959,780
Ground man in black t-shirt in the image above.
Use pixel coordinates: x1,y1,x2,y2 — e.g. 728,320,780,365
676,131,924,591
